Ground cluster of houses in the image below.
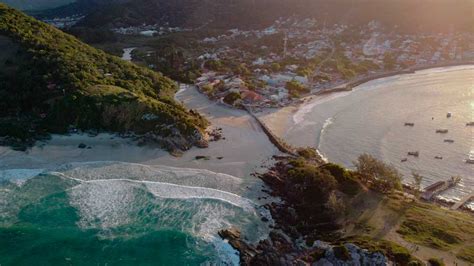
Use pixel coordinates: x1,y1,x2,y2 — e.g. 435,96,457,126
195,68,310,108
192,18,473,108
43,15,84,29
111,24,188,37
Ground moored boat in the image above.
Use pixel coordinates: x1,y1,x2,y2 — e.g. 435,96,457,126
404,122,415,126
434,156,443,160
444,139,454,143
447,112,452,118
408,151,419,157
466,122,474,126
436,129,449,134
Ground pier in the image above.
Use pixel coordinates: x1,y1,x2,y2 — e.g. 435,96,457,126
421,177,461,201
451,193,474,210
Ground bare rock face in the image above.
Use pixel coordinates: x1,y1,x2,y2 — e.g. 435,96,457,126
218,227,241,240
218,228,258,265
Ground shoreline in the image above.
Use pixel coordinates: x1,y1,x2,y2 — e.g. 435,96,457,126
305,60,474,99
256,64,474,211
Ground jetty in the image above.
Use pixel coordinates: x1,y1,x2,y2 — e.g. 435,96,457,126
243,105,297,156
421,177,461,201
450,193,474,210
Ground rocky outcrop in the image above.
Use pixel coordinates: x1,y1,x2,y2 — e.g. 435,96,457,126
218,228,258,264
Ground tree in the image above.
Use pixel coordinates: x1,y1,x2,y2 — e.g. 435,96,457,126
354,154,402,192
223,92,241,105
411,171,424,200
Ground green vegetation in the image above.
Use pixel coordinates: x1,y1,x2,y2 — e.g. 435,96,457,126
354,154,402,192
457,246,474,263
396,202,473,251
427,258,445,266
285,80,309,98
0,4,208,150
321,163,361,196
266,152,473,264
332,245,350,261
223,92,241,105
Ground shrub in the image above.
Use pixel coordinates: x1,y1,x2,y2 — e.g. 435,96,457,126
297,147,318,159
333,245,351,261
223,92,241,105
285,80,309,98
428,258,445,266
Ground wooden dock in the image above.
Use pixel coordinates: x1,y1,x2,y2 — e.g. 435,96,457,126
451,193,474,210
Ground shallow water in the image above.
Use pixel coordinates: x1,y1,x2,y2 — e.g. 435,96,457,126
286,66,474,207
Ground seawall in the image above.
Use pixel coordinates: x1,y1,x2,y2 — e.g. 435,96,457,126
243,105,297,156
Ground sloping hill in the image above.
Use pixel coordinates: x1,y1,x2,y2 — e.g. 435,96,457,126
0,3,208,151
42,0,474,33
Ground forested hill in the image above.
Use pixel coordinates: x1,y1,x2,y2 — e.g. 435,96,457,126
0,4,208,151
44,0,474,33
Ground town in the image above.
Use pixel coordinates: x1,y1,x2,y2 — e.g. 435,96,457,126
122,18,474,109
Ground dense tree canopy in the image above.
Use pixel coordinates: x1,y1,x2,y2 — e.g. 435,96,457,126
0,4,208,149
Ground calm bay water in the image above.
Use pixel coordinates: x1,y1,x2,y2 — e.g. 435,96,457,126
286,66,473,206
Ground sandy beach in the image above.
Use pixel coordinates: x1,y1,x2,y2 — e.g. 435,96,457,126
0,85,278,180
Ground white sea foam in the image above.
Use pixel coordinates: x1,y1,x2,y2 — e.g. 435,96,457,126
54,161,244,194
293,91,352,124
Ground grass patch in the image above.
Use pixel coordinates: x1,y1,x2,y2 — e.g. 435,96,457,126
457,245,474,263
396,203,473,250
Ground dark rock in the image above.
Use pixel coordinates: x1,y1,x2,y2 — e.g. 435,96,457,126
218,227,241,240
78,143,87,149
219,227,258,265
261,217,269,222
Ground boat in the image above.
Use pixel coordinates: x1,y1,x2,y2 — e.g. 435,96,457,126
408,151,419,157
444,139,454,143
434,156,443,160
447,112,452,118
401,158,408,162
466,122,474,126
404,122,415,127
436,129,449,134
466,158,474,164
